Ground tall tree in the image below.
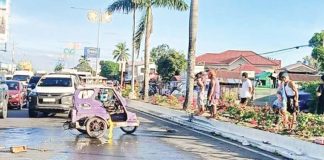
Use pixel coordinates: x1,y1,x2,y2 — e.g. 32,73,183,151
54,63,64,72
113,42,130,62
156,51,186,82
74,56,93,73
113,42,130,86
309,32,324,71
108,0,188,101
150,44,170,63
183,0,198,110
100,60,120,80
302,56,318,70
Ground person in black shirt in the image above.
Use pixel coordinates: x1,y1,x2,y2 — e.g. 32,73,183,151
316,75,324,114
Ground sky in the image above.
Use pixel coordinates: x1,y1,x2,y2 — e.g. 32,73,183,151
1,0,324,71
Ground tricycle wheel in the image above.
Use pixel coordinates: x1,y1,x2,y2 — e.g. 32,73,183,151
120,126,137,134
86,117,107,138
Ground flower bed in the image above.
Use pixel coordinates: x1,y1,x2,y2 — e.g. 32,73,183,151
148,95,324,143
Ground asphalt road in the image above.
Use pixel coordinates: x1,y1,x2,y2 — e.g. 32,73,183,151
0,108,284,160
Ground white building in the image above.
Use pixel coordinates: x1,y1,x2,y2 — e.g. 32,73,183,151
125,61,157,82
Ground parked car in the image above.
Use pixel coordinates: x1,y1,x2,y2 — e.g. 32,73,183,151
13,70,34,87
5,75,13,80
0,75,9,118
298,90,313,112
28,73,80,117
27,76,42,94
5,80,27,109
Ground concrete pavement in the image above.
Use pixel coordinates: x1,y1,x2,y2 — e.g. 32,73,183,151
127,100,324,160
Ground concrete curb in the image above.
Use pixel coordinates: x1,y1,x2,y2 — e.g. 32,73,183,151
127,100,324,160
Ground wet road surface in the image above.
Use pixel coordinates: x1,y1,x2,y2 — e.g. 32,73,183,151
0,109,284,160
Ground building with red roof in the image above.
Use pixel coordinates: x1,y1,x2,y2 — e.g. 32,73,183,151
196,50,281,73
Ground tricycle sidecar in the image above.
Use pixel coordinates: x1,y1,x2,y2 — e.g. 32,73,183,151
69,85,140,138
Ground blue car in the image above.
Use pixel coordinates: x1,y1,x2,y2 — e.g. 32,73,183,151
298,90,313,112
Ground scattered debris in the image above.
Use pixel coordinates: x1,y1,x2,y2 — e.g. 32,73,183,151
314,138,324,145
10,146,27,153
241,140,250,146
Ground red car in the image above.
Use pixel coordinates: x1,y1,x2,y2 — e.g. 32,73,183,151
5,80,26,109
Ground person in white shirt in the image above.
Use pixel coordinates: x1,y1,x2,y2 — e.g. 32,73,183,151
240,72,252,106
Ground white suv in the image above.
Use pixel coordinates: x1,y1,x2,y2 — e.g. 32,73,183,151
28,73,80,117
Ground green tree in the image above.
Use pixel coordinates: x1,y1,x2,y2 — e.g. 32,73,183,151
108,0,188,101
156,51,186,82
113,42,130,62
100,60,120,80
74,56,93,73
54,63,64,72
184,0,198,110
302,55,318,70
150,44,170,63
309,32,324,71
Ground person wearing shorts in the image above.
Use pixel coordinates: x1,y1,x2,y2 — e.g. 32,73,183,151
240,72,252,106
280,72,299,130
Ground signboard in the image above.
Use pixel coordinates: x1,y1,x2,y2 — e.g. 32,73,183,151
84,47,100,58
0,0,9,43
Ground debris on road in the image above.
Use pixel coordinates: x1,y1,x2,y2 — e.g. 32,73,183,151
10,146,27,153
314,137,324,145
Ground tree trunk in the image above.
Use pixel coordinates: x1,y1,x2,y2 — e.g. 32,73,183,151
131,5,136,98
143,7,152,102
120,62,124,89
183,0,199,110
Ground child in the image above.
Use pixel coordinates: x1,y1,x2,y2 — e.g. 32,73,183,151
272,90,288,129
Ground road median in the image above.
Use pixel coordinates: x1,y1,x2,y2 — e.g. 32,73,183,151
127,99,324,160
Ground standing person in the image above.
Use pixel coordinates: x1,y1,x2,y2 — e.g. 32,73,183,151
195,72,206,115
240,72,253,106
316,75,324,114
280,72,299,130
207,69,220,118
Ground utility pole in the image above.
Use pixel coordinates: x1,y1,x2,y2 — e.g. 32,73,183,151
95,9,102,76
11,42,15,74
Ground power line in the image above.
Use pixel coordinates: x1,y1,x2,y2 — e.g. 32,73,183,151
259,44,310,56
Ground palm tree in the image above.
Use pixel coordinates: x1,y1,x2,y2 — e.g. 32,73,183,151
113,42,130,62
108,0,188,102
183,0,199,110
113,42,130,86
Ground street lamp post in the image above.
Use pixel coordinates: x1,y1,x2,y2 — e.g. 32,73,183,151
71,7,112,75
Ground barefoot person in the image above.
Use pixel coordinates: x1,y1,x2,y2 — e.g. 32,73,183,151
207,69,220,118
280,72,299,130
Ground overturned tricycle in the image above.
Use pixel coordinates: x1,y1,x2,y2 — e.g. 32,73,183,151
66,85,140,138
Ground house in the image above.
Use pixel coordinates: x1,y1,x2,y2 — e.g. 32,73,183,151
125,61,157,83
277,61,321,82
278,61,317,74
196,50,281,73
